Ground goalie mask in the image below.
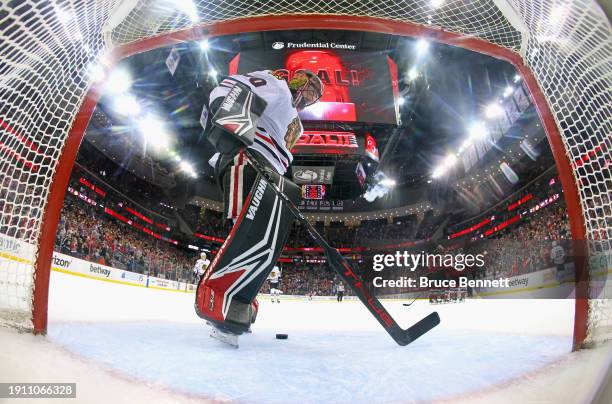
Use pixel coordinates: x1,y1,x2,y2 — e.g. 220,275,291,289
287,70,324,110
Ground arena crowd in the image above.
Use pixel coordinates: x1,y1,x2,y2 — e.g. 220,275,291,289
51,167,584,297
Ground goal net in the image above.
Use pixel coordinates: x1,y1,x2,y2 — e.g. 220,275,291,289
0,0,610,349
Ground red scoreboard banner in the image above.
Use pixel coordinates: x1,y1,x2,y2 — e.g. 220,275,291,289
229,49,400,125
291,131,360,155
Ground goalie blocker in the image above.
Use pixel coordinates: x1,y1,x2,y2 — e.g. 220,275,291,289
195,80,300,336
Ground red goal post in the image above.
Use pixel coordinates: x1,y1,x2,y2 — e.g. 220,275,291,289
0,1,609,350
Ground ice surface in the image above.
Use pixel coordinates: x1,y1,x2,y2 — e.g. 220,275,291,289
47,322,571,403
1,271,610,403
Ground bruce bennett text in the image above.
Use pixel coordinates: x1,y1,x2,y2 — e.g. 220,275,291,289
372,276,510,289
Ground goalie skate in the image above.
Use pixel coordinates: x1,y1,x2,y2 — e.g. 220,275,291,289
210,327,239,348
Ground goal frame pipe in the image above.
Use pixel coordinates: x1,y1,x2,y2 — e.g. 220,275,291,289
33,14,589,348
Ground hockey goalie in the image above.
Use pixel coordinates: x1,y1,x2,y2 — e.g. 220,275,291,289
195,69,324,347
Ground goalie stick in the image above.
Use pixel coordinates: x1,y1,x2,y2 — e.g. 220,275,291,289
243,149,440,346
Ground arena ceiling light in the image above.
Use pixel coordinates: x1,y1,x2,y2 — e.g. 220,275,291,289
431,166,445,179
180,161,198,178
168,150,182,162
379,178,396,188
503,86,514,98
549,4,568,25
54,6,72,24
112,94,141,117
103,68,131,95
199,39,209,51
137,114,170,150
398,97,406,106
416,39,430,55
87,62,106,84
430,0,444,8
175,0,199,22
468,122,488,140
407,67,419,81
485,103,504,119
443,153,457,168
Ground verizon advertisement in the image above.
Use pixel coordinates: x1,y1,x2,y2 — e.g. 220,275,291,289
229,50,400,125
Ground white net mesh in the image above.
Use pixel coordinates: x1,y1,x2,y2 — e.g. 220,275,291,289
0,0,610,346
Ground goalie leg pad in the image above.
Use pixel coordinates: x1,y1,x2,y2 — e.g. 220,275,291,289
195,166,299,334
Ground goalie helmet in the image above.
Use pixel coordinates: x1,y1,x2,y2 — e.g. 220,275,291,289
287,70,324,110
201,252,207,260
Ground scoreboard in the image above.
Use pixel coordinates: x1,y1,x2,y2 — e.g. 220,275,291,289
302,184,326,200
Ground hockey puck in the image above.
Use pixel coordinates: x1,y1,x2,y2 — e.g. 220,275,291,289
275,333,288,340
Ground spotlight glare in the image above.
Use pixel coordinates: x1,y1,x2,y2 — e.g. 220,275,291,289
485,103,504,119
137,115,169,150
112,94,141,116
180,161,192,171
503,86,514,98
180,161,197,177
209,68,218,78
398,97,406,106
408,67,419,81
379,178,396,188
176,0,199,22
549,5,567,24
468,122,487,140
55,7,72,24
513,74,521,83
199,39,209,51
443,153,457,168
432,166,445,179
104,68,131,95
430,0,444,8
416,39,430,55
88,63,106,83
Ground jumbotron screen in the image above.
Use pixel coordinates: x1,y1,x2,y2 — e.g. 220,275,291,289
229,50,400,125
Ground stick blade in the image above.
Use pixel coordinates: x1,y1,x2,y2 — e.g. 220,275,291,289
395,312,440,346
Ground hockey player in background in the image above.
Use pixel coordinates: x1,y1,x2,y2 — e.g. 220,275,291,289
268,265,282,303
192,252,210,283
336,281,345,302
550,240,566,273
195,69,323,346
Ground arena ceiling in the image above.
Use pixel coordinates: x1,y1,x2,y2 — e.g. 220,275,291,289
82,29,550,214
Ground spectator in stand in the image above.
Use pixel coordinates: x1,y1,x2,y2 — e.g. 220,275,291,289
55,194,196,282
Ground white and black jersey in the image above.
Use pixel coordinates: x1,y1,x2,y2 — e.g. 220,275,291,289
208,70,303,175
193,258,210,277
551,245,565,265
336,282,345,302
268,266,281,286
